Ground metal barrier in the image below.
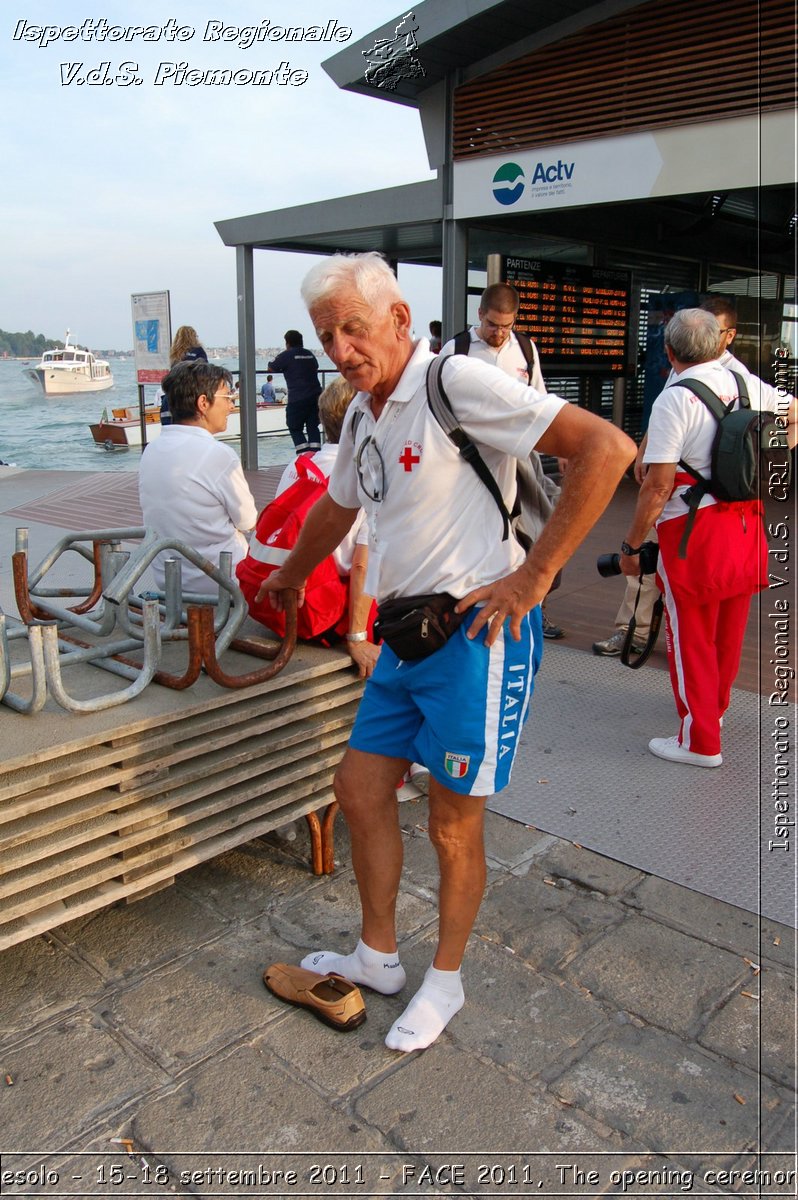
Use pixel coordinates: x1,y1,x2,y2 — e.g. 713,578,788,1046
3,526,296,713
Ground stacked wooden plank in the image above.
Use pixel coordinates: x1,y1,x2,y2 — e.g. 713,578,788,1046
0,645,362,951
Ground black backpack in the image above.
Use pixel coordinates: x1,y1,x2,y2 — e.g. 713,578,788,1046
426,355,562,558
439,331,558,550
674,370,788,557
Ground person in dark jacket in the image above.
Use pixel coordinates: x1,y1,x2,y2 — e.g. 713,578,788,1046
268,330,322,452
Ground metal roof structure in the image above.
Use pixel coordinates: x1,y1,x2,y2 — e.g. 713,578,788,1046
321,0,644,102
215,178,443,264
216,0,795,468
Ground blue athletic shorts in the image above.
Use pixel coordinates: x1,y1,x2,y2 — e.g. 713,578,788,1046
349,606,543,797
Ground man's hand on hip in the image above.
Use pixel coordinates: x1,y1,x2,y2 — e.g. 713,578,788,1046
456,560,548,647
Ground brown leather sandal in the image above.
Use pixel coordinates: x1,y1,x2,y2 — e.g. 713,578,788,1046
263,963,366,1031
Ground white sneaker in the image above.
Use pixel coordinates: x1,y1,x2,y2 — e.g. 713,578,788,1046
648,736,722,768
408,764,430,794
395,776,416,803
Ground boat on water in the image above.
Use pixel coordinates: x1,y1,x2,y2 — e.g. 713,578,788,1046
89,400,289,449
24,331,114,395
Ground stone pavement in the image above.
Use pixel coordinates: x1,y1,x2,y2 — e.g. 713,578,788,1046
0,466,794,1196
0,797,795,1198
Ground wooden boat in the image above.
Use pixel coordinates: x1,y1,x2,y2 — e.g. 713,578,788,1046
24,331,113,395
89,400,289,449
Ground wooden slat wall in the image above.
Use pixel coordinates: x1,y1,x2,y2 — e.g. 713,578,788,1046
0,655,362,951
453,0,793,159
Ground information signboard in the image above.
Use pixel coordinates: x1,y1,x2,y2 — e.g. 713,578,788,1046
131,291,171,384
501,258,630,372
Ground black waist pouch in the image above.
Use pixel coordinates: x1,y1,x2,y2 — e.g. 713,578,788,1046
373,592,466,661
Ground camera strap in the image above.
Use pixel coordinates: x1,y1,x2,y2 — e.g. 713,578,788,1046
621,579,664,669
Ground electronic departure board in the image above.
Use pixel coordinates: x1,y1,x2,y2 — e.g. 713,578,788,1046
501,257,631,372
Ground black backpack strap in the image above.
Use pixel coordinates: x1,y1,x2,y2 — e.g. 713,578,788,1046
729,369,751,408
513,329,537,385
673,374,745,485
453,330,471,357
676,375,731,420
426,357,511,540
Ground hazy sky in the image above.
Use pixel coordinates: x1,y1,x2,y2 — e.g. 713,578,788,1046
2,1,441,350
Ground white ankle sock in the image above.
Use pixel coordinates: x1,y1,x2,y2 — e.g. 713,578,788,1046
300,939,406,995
384,965,464,1052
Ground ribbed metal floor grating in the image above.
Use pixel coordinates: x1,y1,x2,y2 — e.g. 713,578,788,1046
490,644,793,927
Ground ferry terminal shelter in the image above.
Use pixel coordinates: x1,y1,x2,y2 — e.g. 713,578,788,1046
215,0,796,472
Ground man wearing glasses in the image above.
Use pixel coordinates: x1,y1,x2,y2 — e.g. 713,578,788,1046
258,252,635,1052
440,281,545,388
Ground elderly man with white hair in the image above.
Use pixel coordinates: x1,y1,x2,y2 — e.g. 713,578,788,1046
259,252,635,1052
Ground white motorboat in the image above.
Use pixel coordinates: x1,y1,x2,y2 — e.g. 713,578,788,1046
89,400,289,449
24,331,113,395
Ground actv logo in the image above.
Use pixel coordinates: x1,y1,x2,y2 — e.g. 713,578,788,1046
491,162,525,206
491,159,575,205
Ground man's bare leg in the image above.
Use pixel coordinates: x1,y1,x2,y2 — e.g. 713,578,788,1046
385,779,487,1052
300,747,409,994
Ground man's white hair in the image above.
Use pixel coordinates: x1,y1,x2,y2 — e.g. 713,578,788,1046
301,252,404,313
664,308,720,364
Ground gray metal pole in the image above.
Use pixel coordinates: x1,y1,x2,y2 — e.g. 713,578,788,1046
236,245,258,470
138,383,148,448
440,71,468,339
441,217,468,338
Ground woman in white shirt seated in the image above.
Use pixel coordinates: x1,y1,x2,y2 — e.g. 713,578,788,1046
139,360,257,597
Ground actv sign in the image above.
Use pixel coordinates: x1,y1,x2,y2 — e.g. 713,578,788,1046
492,159,575,206
453,132,666,218
455,116,791,219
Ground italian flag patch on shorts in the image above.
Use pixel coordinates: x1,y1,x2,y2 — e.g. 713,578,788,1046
444,752,470,779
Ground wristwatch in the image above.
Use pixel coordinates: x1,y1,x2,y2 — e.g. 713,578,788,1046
346,631,368,643
621,541,642,556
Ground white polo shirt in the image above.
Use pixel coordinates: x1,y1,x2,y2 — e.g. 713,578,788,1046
327,339,565,600
439,327,546,392
139,424,257,595
644,359,779,523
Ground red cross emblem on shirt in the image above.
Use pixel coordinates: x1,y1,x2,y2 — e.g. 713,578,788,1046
398,444,421,472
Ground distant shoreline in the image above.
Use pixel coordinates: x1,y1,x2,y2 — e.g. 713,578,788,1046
3,349,328,362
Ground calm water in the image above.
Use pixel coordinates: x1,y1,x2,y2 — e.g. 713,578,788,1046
0,357,336,472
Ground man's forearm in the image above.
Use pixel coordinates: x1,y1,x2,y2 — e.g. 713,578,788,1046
347,543,373,634
624,468,674,548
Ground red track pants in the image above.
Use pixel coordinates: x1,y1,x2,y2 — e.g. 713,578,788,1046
656,499,766,756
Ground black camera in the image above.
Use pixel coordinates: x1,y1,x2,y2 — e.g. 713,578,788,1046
597,541,659,578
